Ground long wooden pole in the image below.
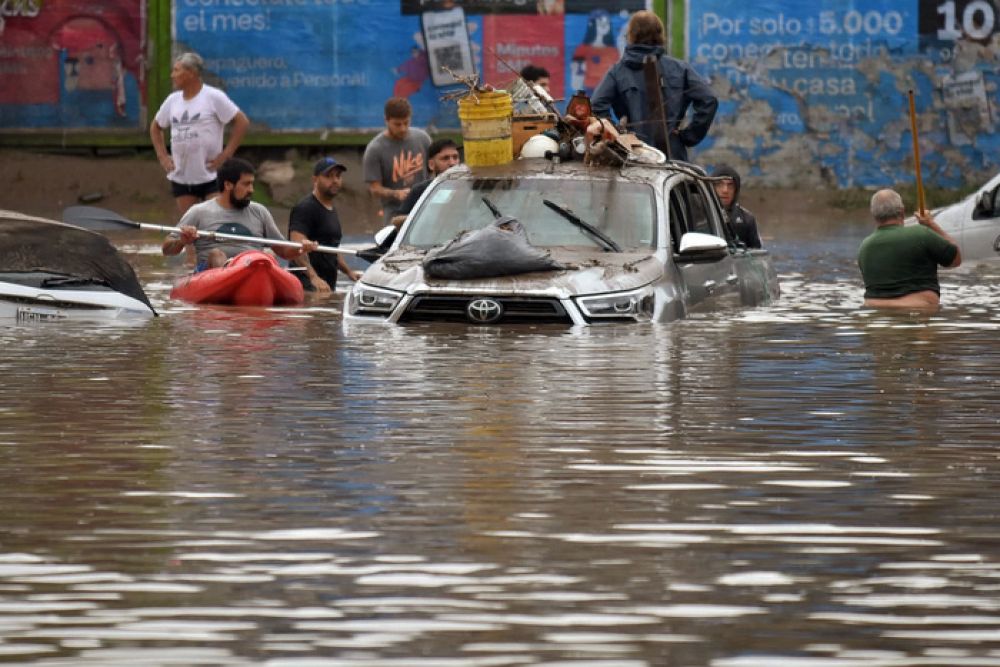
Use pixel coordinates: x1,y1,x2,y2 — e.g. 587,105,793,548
907,89,926,215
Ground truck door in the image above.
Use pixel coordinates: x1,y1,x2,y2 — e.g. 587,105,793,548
667,178,741,311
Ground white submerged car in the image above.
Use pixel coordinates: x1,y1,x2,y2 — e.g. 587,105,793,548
0,211,156,322
346,160,779,326
0,272,155,322
927,172,1000,262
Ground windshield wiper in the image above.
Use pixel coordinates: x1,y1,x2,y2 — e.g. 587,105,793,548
41,275,109,288
482,196,503,219
542,199,621,252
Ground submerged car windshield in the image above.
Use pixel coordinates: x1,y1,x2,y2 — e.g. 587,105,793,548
401,177,656,250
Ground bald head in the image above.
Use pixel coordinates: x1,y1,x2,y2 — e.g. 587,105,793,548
870,189,905,224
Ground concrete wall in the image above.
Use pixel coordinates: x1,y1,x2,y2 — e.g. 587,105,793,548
689,0,998,188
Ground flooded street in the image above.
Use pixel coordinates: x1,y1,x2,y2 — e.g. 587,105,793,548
3,217,1000,666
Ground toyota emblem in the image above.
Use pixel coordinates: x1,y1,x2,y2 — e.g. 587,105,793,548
466,298,503,324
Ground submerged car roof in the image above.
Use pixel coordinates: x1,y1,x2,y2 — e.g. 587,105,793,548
439,159,709,186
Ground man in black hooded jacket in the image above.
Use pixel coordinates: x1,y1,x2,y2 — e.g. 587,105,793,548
591,10,717,162
711,164,762,249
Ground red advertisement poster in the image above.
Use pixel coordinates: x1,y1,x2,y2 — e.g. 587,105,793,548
0,0,145,128
482,14,565,101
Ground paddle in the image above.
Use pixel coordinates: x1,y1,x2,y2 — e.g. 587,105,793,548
907,89,927,215
63,205,359,257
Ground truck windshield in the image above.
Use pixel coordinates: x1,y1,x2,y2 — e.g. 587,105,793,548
400,177,656,250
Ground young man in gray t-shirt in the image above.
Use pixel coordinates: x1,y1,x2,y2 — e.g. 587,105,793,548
362,96,432,225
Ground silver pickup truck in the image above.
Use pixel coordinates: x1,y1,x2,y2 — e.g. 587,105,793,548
347,160,779,326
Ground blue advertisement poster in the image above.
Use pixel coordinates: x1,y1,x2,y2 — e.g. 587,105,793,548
171,0,646,134
0,0,648,133
688,0,999,187
173,0,453,131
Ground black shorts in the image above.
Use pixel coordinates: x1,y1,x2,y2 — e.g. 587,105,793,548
171,179,219,199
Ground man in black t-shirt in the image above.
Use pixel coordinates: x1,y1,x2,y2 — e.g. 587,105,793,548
289,157,363,293
360,138,462,260
384,138,461,239
391,138,461,226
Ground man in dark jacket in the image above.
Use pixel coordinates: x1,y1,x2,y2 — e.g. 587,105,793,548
711,164,762,249
591,10,717,162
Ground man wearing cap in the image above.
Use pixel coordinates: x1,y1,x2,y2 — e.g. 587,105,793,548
288,157,362,293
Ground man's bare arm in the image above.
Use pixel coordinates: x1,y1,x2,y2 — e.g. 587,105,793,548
916,211,962,268
289,230,330,291
149,122,174,174
207,111,250,171
367,181,409,204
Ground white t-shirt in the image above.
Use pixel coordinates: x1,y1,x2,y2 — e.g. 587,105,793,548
154,84,240,185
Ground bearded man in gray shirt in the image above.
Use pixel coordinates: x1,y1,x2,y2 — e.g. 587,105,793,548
162,158,316,270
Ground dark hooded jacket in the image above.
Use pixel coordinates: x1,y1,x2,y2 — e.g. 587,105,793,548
591,44,718,162
712,165,762,249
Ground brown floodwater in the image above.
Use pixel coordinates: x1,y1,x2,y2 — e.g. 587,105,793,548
2,219,1000,666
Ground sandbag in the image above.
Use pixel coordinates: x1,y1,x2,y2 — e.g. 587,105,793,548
423,216,564,280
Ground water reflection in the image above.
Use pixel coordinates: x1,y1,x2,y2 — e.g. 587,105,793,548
2,223,1000,665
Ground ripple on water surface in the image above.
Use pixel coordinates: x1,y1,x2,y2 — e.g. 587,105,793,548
3,236,1000,664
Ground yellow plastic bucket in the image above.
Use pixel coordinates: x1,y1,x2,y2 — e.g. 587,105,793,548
458,91,514,167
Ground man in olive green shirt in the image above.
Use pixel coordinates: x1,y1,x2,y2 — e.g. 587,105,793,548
857,189,961,310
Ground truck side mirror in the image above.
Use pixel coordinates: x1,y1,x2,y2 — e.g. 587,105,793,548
677,232,728,261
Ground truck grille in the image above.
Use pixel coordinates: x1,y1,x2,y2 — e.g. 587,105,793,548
401,295,572,324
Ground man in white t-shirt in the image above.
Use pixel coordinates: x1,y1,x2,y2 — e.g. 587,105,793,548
150,52,250,220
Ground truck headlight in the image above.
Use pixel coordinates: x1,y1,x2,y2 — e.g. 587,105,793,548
576,286,654,320
348,283,403,316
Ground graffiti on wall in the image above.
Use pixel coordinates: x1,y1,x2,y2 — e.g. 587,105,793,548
0,0,145,128
688,0,999,187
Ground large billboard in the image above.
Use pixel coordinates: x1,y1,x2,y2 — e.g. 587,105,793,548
689,0,999,187
0,0,646,132
0,0,146,129
166,0,647,132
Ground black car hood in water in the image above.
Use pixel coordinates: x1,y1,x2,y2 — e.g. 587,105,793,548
0,211,156,314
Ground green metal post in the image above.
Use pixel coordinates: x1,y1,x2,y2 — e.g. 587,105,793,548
146,0,173,129
669,0,685,58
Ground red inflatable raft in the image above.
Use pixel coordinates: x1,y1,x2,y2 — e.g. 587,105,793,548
170,250,304,306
